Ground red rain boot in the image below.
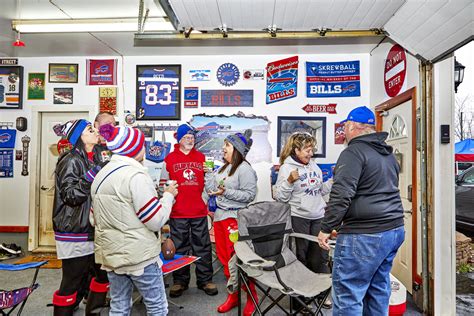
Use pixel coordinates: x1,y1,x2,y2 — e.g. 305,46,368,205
217,292,239,313
243,282,258,316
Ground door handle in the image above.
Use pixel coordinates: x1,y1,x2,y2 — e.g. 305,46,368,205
40,185,51,191
407,184,412,202
404,209,412,214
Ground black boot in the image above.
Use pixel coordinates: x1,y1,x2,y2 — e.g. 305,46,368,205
52,290,76,316
85,278,109,315
53,305,75,316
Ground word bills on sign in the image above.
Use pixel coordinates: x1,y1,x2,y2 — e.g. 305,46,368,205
266,56,298,104
306,61,360,98
302,103,337,114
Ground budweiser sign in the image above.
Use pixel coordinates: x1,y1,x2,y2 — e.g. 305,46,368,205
302,103,337,114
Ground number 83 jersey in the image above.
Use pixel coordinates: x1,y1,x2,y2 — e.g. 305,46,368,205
137,67,180,119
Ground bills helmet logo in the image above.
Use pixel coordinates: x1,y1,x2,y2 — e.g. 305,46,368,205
183,169,196,181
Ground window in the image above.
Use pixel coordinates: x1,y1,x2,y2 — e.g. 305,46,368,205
462,168,474,184
388,115,407,139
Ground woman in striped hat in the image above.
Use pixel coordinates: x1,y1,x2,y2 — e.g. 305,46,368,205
51,119,111,316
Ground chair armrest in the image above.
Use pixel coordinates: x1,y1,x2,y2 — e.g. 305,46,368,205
234,241,275,269
289,232,319,243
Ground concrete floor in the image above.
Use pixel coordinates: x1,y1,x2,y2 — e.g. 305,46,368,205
0,254,422,316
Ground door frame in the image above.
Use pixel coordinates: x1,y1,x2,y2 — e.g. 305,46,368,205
374,87,422,288
28,107,90,251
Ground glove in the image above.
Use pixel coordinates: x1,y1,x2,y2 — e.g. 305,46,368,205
84,165,102,183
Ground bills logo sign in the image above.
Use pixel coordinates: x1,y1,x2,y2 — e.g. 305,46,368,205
266,56,298,104
243,69,264,80
189,69,210,81
184,87,199,108
201,90,253,107
217,63,240,86
317,163,336,182
0,133,11,143
306,61,360,98
302,103,337,114
86,59,117,85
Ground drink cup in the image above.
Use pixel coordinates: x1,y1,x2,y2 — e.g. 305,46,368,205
205,157,214,169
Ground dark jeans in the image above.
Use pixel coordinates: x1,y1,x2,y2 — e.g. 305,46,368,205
291,216,330,273
332,226,405,315
170,217,213,286
58,254,108,304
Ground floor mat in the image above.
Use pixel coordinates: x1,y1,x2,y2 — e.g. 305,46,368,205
14,254,62,269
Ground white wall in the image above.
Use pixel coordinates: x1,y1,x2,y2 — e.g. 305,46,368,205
0,52,370,233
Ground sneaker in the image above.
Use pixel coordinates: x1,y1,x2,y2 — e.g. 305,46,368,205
322,297,332,309
169,283,188,298
0,243,22,255
198,282,218,296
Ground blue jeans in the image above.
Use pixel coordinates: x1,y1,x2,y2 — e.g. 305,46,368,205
107,262,168,316
332,226,405,316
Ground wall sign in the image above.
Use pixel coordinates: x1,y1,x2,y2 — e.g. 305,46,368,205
189,69,210,81
99,87,117,114
317,163,336,182
216,63,240,86
384,44,407,97
184,87,199,108
306,60,360,98
27,73,46,100
21,135,30,176
0,129,16,148
201,90,253,107
266,56,298,104
49,63,78,83
302,103,337,114
53,88,73,104
0,149,13,178
86,59,117,85
243,69,264,80
136,65,181,120
0,59,18,65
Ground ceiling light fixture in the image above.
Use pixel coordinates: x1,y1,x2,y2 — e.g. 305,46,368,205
12,17,174,33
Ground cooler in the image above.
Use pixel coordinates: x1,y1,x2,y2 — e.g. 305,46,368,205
389,273,407,315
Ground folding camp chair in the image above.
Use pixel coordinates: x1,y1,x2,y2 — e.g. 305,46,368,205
0,261,47,316
234,201,332,316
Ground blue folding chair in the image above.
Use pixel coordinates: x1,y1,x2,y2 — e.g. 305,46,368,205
0,261,47,315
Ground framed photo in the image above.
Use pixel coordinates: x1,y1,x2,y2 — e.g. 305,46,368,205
27,73,46,100
53,88,73,104
136,65,181,120
0,65,23,109
49,63,78,83
277,116,327,158
99,87,117,114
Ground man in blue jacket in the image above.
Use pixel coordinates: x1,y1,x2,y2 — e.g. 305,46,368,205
318,106,405,315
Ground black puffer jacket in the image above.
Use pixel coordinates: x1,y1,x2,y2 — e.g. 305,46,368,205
52,145,110,241
321,132,404,234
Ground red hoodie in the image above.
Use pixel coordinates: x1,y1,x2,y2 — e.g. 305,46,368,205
163,144,207,218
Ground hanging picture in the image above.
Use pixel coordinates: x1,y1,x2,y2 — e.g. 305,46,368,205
334,123,345,144
0,65,23,109
99,87,117,114
53,88,73,104
49,63,79,83
277,116,327,158
86,59,117,85
28,73,46,100
136,65,181,120
266,56,298,104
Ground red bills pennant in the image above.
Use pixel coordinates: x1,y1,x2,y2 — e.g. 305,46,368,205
302,103,337,114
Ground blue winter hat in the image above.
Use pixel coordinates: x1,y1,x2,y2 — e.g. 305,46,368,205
176,123,196,142
53,119,90,146
340,106,375,125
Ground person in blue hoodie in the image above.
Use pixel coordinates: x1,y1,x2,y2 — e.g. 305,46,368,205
275,132,333,310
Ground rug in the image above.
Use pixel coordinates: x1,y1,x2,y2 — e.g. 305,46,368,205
14,254,62,269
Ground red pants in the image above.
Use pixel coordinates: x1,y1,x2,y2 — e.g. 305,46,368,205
214,218,237,279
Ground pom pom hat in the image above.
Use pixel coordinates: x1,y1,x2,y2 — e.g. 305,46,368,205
225,129,253,158
99,124,145,158
53,119,90,146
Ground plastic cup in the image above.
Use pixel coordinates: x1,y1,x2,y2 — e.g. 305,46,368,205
205,157,214,169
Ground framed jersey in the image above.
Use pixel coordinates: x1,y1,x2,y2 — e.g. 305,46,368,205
136,65,181,120
0,66,23,109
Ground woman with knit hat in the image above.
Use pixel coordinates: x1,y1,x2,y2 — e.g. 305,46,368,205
51,119,111,316
204,129,258,316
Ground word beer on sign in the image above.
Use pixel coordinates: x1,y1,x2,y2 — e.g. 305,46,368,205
302,103,337,114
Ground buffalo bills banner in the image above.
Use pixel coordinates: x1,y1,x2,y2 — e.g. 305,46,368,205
266,56,298,104
184,87,199,108
86,59,117,85
201,90,253,107
136,65,181,120
0,129,16,148
306,61,360,98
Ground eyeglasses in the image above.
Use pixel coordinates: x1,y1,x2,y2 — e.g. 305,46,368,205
181,135,195,141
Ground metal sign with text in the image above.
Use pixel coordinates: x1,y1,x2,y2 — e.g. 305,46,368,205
201,90,253,107
302,103,337,114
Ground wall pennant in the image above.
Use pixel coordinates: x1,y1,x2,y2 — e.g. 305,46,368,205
302,103,337,114
86,59,117,85
266,56,298,104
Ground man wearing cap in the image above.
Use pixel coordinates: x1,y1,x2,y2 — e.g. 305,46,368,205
159,123,217,297
317,106,405,315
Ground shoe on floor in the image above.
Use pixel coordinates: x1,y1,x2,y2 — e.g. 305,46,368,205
169,283,188,298
0,243,22,255
198,282,218,296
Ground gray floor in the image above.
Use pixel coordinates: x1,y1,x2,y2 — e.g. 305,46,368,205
0,254,422,315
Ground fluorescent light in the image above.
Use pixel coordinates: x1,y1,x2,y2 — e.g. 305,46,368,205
12,18,174,33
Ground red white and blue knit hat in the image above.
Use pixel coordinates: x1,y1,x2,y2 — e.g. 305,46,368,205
53,119,90,146
99,124,145,158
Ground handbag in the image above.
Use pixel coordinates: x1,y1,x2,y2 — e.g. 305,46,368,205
146,127,171,163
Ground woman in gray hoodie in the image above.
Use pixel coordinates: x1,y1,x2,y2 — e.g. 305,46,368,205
274,132,332,308
204,129,258,316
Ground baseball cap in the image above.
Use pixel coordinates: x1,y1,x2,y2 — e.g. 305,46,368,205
340,106,375,125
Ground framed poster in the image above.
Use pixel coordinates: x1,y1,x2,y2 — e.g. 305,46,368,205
49,63,78,83
136,65,181,120
277,116,326,158
53,88,73,104
28,73,46,100
0,65,23,109
99,87,117,114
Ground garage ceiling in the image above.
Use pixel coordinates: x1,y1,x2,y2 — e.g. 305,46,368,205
0,0,472,61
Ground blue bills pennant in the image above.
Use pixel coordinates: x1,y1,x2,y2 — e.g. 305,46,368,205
266,56,298,104
306,61,361,98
